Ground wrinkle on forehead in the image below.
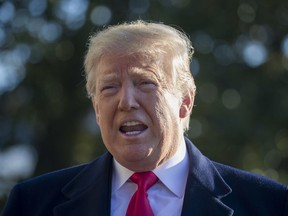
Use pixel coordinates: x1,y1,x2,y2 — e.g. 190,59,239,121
96,54,167,84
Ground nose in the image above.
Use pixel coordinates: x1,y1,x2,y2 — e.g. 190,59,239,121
118,82,140,111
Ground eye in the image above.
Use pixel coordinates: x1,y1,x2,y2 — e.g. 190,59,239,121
101,85,115,91
141,81,153,85
138,79,157,91
100,84,118,95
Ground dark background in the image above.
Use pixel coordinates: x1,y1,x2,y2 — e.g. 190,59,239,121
1,0,288,211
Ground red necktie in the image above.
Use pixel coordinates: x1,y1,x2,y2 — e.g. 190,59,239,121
126,171,158,216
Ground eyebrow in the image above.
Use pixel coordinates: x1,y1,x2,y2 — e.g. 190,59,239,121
98,73,120,83
129,65,161,80
97,63,162,87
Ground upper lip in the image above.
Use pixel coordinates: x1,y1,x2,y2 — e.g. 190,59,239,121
119,118,147,128
121,121,143,126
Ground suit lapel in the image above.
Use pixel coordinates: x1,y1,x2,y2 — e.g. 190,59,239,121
53,152,113,216
53,138,234,215
181,138,234,216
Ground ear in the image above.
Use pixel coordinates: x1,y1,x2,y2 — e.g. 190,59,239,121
92,97,100,125
179,90,194,118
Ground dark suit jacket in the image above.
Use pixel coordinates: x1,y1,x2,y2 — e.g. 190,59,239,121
2,138,288,216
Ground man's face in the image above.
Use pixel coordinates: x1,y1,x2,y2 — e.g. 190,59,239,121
92,55,192,171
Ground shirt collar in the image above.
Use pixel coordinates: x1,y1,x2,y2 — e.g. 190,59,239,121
112,137,189,198
112,158,133,193
153,137,189,198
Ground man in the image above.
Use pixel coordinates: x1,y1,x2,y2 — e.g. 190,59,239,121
2,20,288,216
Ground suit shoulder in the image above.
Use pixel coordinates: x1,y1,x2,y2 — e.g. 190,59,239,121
2,163,89,216
213,161,288,204
16,151,111,191
17,163,88,191
3,153,112,216
213,161,287,190
213,162,288,215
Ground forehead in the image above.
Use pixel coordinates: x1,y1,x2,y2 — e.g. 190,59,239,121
96,54,164,79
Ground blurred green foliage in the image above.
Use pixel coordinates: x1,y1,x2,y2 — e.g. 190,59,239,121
1,0,288,211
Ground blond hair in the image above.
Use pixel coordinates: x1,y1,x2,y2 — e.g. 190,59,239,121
84,20,196,131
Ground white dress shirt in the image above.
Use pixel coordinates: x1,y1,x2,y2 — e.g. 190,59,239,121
111,138,189,216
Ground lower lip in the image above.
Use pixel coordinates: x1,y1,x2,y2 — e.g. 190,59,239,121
119,128,148,138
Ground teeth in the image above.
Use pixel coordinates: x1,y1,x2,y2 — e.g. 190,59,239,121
122,121,142,126
120,121,147,136
126,131,142,135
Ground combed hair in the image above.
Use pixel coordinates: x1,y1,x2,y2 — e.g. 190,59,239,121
84,20,196,131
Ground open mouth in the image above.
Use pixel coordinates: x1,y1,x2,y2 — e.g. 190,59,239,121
119,121,148,136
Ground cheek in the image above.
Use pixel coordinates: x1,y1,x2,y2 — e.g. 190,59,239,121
94,100,115,130
154,94,180,131
92,100,100,125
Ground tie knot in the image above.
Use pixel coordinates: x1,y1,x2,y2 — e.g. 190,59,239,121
130,171,158,191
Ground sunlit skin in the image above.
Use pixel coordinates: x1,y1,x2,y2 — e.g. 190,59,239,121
92,54,193,172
